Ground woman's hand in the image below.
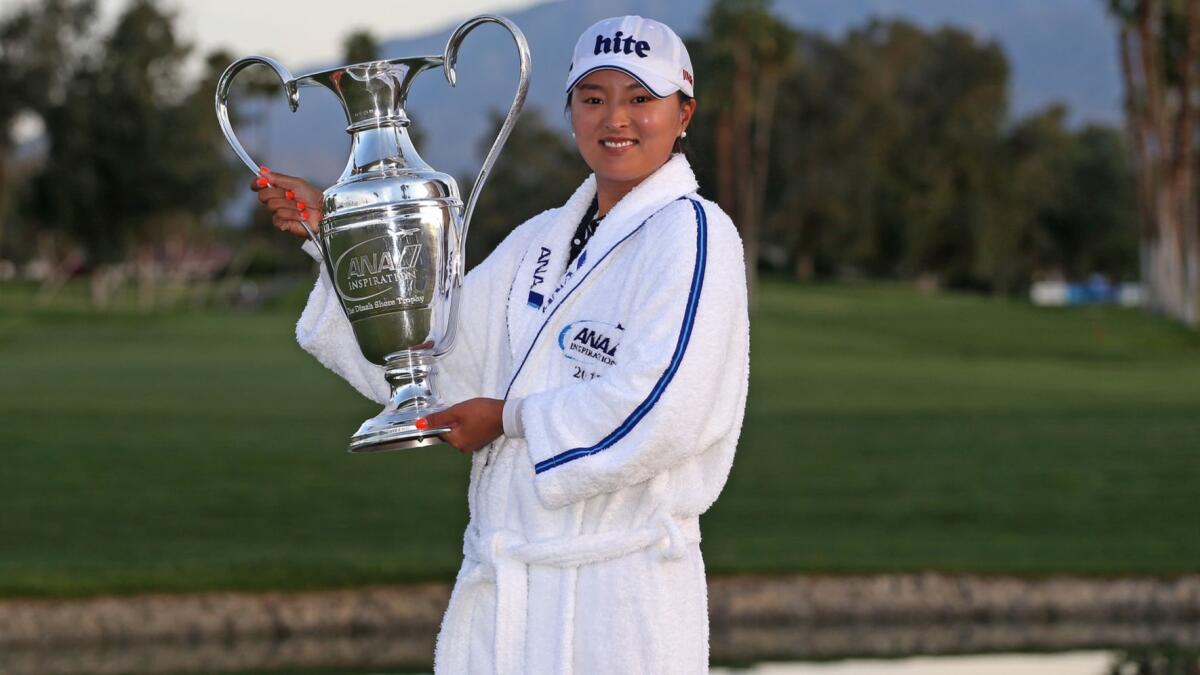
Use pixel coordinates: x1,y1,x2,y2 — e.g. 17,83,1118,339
250,167,324,239
420,398,505,454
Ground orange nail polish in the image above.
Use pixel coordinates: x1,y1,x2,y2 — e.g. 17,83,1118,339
414,418,429,430
259,165,270,174
256,177,269,187
297,201,306,210
285,190,295,200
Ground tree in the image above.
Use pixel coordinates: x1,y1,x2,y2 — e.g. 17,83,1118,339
343,30,381,64
752,16,1135,294
34,1,194,258
689,0,794,305
22,0,239,306
464,108,588,268
1109,0,1200,326
762,29,866,280
765,20,1008,287
1061,125,1140,279
0,0,95,257
987,109,1138,291
979,105,1077,293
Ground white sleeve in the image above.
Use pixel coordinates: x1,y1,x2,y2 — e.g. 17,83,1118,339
519,201,750,510
295,239,390,405
502,397,526,438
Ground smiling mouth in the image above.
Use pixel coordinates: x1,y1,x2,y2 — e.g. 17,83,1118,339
602,138,637,148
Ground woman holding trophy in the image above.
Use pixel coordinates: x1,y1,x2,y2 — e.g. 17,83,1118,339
252,15,749,674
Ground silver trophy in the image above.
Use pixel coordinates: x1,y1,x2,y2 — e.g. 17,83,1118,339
215,16,530,453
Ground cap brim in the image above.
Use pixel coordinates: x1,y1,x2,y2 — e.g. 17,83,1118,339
565,64,678,99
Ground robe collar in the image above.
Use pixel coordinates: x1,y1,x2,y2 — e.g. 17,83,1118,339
505,154,700,390
539,154,697,311
565,153,699,268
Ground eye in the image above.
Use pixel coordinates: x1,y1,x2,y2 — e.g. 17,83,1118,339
632,95,650,104
583,96,603,105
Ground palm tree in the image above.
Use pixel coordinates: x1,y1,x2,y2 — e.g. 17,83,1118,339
1109,0,1200,326
690,0,793,305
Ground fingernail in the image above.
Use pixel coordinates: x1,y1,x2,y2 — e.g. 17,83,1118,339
297,201,306,210
259,165,270,174
299,210,309,221
256,177,269,187
285,190,296,200
414,418,428,430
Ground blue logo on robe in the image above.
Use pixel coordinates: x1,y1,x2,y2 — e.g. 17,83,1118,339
557,319,623,366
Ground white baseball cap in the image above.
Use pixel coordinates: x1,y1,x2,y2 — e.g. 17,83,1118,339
565,15,695,99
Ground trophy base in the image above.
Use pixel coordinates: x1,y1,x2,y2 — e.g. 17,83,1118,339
347,353,450,454
348,414,452,454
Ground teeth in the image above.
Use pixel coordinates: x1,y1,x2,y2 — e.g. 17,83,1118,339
603,139,635,148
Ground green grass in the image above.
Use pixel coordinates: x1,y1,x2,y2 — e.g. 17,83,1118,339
1,279,1198,597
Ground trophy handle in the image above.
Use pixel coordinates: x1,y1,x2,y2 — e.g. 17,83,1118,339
214,56,326,257
442,15,532,284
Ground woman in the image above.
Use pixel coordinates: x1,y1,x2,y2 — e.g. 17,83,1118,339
254,15,749,674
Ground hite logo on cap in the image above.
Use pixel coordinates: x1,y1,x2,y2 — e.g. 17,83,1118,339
594,30,651,58
566,16,695,98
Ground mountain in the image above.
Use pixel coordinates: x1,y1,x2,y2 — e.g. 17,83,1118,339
226,0,1123,189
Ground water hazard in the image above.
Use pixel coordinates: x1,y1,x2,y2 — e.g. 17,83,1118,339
2,620,1196,674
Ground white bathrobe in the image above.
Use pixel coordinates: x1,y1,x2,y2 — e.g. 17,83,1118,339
296,154,750,674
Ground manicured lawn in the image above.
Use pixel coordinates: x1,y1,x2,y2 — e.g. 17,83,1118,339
1,279,1197,597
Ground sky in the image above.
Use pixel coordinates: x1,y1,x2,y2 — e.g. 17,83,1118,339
0,0,546,71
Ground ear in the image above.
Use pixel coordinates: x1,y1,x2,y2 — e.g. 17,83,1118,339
679,98,697,134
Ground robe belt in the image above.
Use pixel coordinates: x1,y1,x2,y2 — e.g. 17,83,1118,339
440,508,700,675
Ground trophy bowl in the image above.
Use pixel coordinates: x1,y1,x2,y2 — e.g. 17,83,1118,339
215,16,530,453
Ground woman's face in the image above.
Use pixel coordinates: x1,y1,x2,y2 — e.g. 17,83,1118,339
569,69,695,187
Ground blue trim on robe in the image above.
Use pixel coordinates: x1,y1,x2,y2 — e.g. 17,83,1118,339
533,198,708,473
503,200,682,401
